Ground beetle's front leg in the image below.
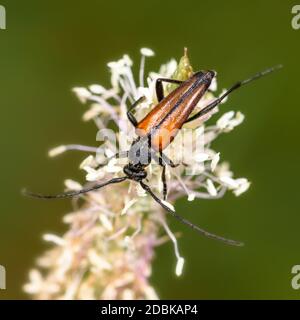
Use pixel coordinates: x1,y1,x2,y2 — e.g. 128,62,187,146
127,96,145,127
155,78,183,102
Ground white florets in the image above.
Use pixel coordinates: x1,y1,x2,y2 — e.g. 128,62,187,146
24,49,250,300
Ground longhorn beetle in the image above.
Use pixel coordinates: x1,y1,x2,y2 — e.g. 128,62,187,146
24,60,282,247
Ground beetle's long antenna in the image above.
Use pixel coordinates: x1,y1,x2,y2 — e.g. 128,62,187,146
139,181,243,247
22,176,128,199
185,64,283,123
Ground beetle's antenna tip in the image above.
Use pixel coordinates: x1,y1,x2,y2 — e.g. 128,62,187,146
271,64,283,71
268,64,283,74
139,181,243,247
21,188,29,196
21,188,43,199
21,188,40,198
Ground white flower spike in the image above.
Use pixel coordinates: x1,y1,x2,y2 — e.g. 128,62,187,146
24,49,249,300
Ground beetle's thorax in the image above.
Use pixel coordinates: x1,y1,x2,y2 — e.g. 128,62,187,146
124,137,151,181
128,136,152,166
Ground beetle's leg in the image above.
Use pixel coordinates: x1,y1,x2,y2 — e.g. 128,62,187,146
153,149,187,168
151,151,187,199
185,65,282,124
184,98,222,124
127,96,146,127
150,151,168,200
161,165,168,200
155,78,183,102
160,151,189,167
160,152,180,168
158,151,168,200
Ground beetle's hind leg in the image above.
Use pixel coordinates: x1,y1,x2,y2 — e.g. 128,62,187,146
155,78,183,102
127,96,146,127
185,65,282,124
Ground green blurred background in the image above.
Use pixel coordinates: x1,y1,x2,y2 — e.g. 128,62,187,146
0,0,299,299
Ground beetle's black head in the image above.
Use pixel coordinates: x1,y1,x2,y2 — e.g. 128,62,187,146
123,163,147,182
